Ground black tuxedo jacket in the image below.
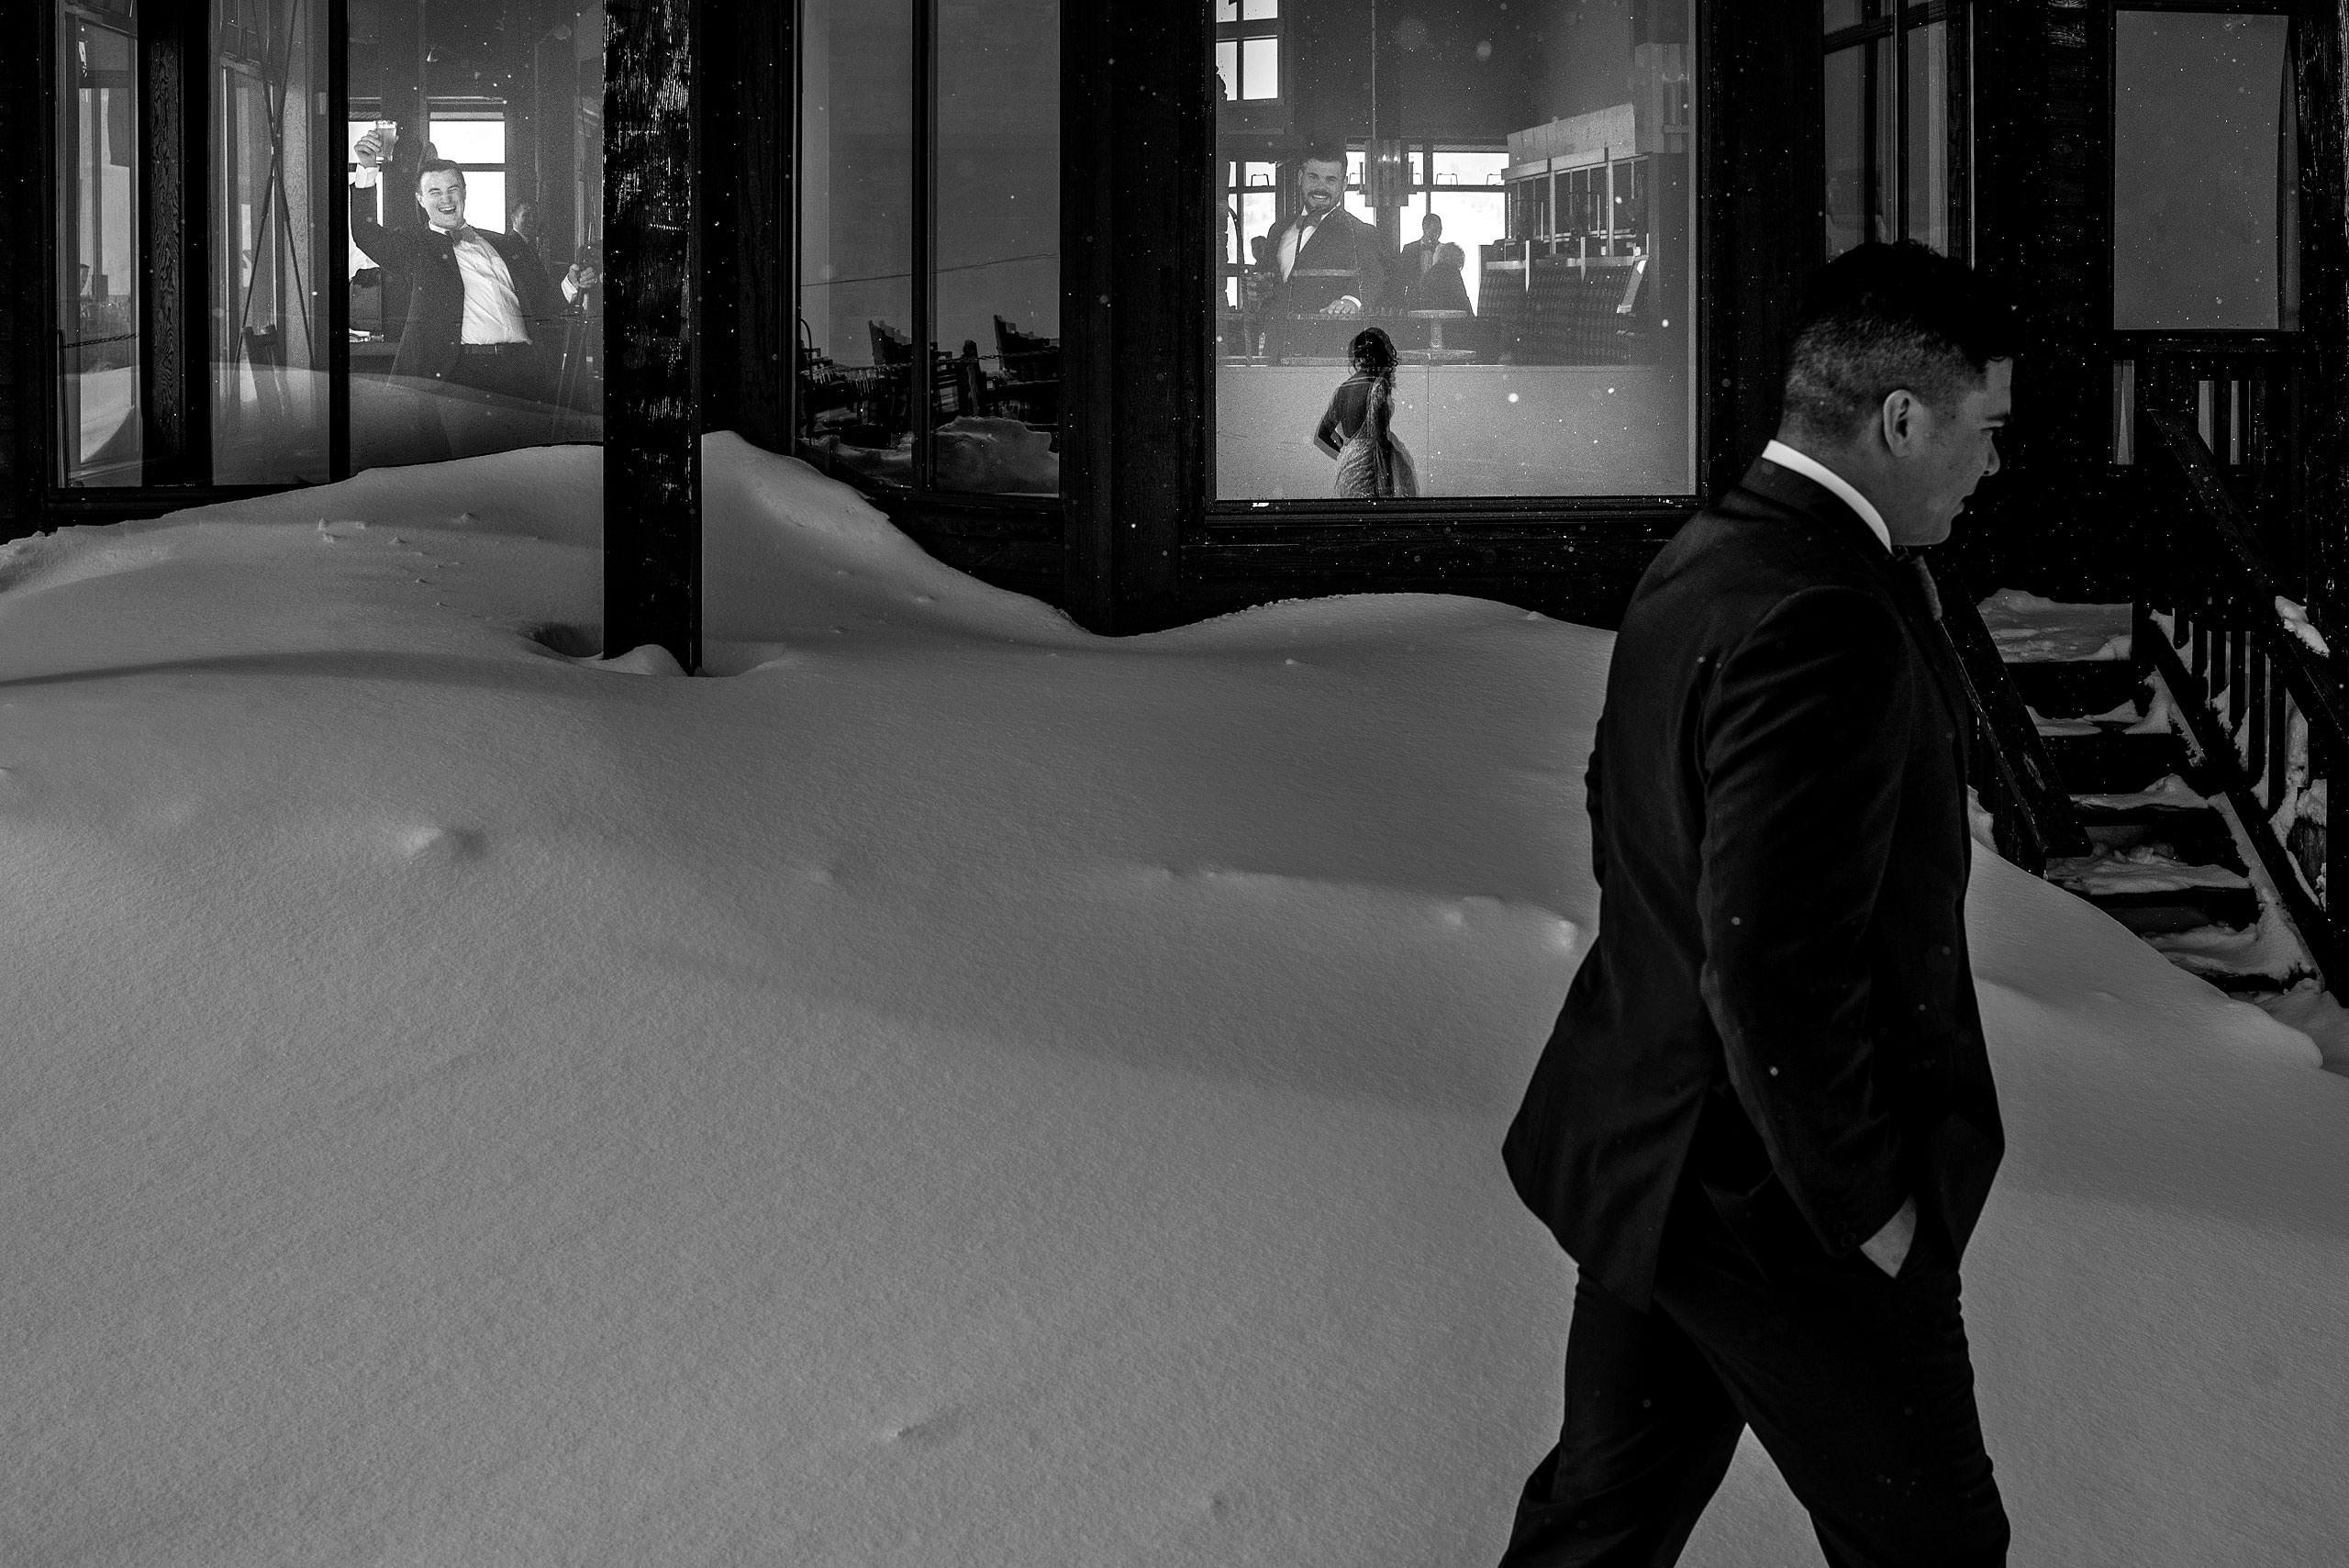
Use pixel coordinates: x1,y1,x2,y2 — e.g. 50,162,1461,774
1258,207,1387,317
351,209,565,382
1391,239,1473,314
1503,458,2004,1311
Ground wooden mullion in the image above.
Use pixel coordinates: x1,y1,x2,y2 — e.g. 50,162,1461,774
602,0,701,671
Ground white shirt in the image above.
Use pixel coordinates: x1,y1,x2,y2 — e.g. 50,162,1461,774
351,165,574,342
446,228,530,344
1762,439,1892,554
1277,215,1317,279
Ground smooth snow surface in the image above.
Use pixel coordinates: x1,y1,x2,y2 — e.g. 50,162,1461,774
9,439,2349,1566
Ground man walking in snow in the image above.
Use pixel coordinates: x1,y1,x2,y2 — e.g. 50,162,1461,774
1498,241,2016,1567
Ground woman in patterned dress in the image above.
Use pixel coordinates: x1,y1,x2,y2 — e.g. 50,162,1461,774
1313,327,1419,498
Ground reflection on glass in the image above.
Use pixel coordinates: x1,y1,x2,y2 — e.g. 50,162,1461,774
2113,12,2292,330
933,0,1061,495
1214,0,1698,499
56,2,142,486
214,0,327,484
1905,21,1949,255
1822,47,1865,257
797,0,915,487
1871,36,1897,245
798,0,1063,498
1823,0,1862,31
342,0,606,473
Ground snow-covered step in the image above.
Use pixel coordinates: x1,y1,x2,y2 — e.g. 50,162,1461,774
2044,845,2259,934
1972,587,2315,992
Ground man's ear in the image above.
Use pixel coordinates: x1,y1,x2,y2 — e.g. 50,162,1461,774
1878,389,1921,456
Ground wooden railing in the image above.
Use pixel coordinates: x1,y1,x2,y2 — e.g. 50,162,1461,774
2137,409,2348,982
1924,556,2092,875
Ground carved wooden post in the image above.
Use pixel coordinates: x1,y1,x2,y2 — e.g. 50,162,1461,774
603,0,700,671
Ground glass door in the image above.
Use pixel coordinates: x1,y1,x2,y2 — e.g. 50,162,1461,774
55,0,143,486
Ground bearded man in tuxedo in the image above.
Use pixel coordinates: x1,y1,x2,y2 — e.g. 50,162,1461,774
1257,144,1387,321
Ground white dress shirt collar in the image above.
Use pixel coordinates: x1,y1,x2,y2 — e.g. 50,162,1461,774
1761,439,1892,554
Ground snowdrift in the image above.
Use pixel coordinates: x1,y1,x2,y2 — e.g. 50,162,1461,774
6,435,2344,1566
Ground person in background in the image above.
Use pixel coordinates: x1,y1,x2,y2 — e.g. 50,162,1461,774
1391,211,1473,315
1314,326,1418,498
1496,239,2016,1567
349,126,596,447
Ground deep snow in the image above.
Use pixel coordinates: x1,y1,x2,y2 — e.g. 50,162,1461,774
6,438,2347,1566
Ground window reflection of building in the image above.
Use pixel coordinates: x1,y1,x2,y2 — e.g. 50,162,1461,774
1215,0,1283,104
54,0,143,487
1821,0,1966,260
1213,0,1697,501
796,0,1062,498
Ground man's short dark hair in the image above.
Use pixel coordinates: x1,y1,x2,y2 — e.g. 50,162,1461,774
1299,142,1349,172
1781,241,2018,441
414,158,466,190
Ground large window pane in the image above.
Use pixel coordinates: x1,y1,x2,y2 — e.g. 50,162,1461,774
56,3,142,487
932,0,1060,495
1905,20,1949,254
2113,11,2292,330
214,0,328,484
797,0,916,489
1214,0,1698,499
1823,45,1866,258
799,1,1063,498
342,0,606,472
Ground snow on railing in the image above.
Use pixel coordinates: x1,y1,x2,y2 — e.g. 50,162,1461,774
2139,410,2347,974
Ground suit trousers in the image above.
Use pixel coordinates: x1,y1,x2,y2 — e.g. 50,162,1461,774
406,346,553,462
1500,1174,2009,1568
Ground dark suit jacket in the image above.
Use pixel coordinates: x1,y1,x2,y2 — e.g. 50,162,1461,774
1258,207,1388,317
351,207,566,382
1390,239,1473,314
1502,457,2004,1311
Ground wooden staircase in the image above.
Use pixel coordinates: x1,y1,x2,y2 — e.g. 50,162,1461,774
1935,408,2349,1001
2003,630,2290,988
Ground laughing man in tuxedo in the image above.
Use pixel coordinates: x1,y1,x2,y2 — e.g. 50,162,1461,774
1497,241,2018,1568
1258,143,1387,321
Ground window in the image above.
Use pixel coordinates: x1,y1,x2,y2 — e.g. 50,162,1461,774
1216,1,1282,104
1821,0,1968,259
342,4,607,472
48,0,607,495
1213,0,1698,501
216,0,327,484
796,0,1063,498
55,0,142,487
2111,9,2296,331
